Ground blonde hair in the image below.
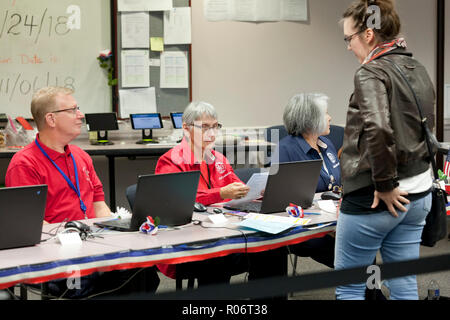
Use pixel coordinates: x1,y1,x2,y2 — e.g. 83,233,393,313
31,87,74,130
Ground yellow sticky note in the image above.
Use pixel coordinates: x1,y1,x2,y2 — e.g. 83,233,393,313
150,37,164,52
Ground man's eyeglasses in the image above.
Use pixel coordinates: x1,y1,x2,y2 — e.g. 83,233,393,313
344,30,364,46
48,106,80,115
191,123,223,132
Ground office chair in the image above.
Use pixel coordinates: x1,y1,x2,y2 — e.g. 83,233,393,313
234,167,262,183
324,125,345,155
125,184,196,290
264,125,288,144
263,125,288,167
125,184,137,210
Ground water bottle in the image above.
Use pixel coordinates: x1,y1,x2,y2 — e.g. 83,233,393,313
427,279,440,300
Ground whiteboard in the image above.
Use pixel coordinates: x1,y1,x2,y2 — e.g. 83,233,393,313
0,0,112,118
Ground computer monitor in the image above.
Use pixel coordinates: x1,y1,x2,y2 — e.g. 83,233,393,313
130,113,163,144
170,112,183,143
85,112,119,145
170,112,183,129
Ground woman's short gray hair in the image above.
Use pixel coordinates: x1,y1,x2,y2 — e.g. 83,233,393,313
283,93,329,136
182,101,218,125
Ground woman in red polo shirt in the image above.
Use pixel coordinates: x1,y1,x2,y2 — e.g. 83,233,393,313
156,101,249,205
154,102,286,290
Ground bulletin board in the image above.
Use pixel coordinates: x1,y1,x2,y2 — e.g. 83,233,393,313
113,0,192,118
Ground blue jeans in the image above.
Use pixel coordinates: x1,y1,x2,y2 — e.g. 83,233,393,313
334,193,431,300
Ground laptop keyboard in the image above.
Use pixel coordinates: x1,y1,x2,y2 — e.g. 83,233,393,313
225,202,262,213
100,218,131,229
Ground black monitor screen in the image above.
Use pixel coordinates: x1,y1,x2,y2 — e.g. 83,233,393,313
85,113,119,131
130,113,163,130
170,112,183,129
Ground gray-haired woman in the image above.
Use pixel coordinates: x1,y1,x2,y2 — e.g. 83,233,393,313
276,93,340,270
278,93,341,193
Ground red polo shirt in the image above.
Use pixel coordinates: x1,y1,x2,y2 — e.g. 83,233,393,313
155,138,244,279
155,138,243,206
5,136,105,223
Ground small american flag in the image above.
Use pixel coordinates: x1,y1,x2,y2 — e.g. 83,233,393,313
445,151,450,178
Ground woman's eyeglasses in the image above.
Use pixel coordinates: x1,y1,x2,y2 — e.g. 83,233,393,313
344,30,364,46
191,123,223,132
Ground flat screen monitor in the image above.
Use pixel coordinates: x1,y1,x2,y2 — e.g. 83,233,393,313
130,113,163,130
84,113,119,145
170,112,183,129
130,113,163,144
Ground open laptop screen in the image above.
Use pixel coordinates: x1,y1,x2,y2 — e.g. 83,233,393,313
0,185,47,250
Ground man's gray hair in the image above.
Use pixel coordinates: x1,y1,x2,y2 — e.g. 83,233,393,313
283,93,329,136
182,101,218,124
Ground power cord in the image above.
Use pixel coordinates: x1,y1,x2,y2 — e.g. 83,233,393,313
286,245,297,276
41,218,69,242
21,268,147,300
194,219,250,283
83,267,146,300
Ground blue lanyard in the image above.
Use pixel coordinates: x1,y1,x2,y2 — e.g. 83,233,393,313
35,139,87,219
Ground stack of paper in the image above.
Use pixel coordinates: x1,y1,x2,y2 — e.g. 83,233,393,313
238,213,311,234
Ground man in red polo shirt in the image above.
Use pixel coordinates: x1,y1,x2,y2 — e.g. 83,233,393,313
5,87,159,298
6,87,110,223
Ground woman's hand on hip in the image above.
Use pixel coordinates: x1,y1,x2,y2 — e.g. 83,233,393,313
371,188,410,218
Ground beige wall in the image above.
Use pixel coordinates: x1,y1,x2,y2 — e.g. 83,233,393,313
191,0,437,127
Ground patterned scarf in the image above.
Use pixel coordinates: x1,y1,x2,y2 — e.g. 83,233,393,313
363,38,407,64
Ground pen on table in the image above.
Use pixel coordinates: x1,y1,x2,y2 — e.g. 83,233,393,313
303,212,321,215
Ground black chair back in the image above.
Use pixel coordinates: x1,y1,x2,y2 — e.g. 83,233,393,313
126,184,137,209
324,125,345,151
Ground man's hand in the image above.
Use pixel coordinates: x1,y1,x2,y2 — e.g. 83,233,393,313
94,201,112,218
371,188,410,218
220,182,250,200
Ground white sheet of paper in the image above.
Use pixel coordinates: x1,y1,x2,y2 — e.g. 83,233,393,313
164,7,192,44
281,0,308,21
238,213,311,234
225,172,268,206
238,218,293,234
204,0,231,21
118,0,172,12
204,0,308,22
254,0,280,21
121,12,150,48
119,87,157,118
317,200,337,214
121,50,150,88
160,51,189,88
232,0,256,21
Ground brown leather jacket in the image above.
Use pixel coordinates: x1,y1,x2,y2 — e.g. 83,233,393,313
341,49,435,195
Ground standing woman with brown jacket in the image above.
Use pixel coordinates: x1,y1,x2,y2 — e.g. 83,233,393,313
335,0,435,300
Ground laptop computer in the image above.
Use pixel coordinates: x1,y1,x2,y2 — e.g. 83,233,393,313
95,171,200,231
224,160,322,213
0,185,47,250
